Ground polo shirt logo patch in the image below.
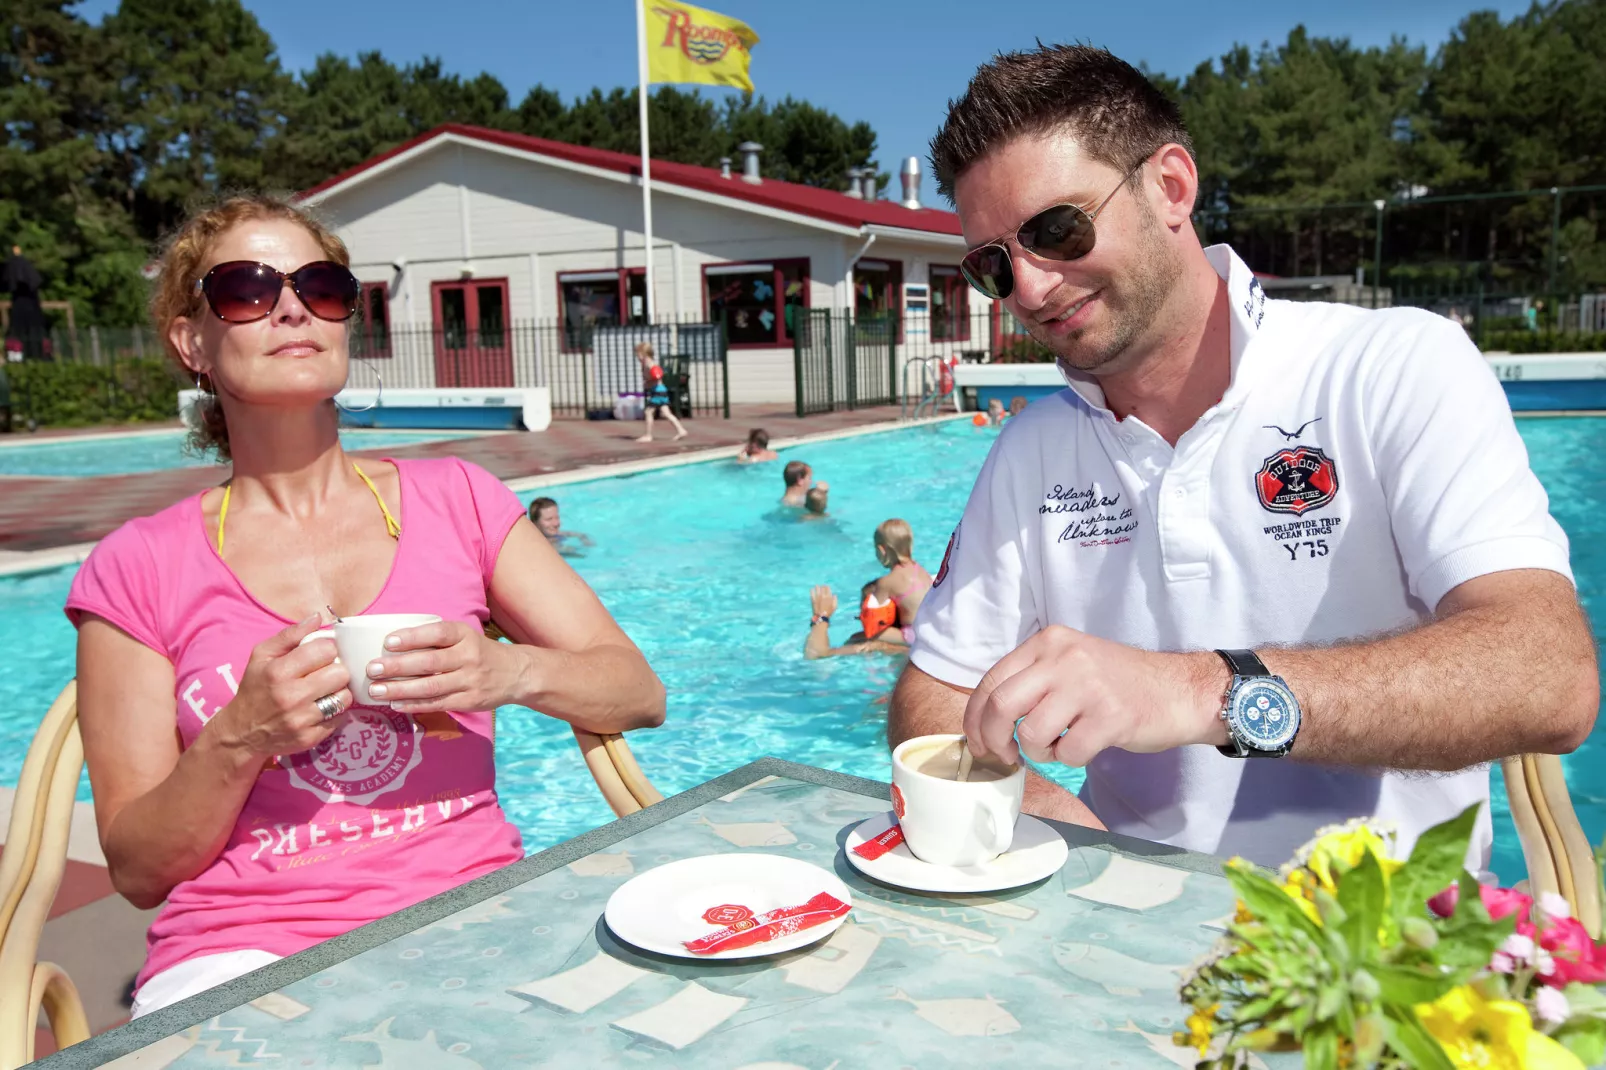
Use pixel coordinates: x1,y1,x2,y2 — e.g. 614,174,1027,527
1255,446,1340,515
933,527,959,587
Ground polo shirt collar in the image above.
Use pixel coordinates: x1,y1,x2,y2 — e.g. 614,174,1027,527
1057,243,1266,416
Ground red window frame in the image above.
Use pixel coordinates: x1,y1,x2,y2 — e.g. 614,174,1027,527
355,281,392,358
928,265,971,343
556,268,648,352
701,258,810,349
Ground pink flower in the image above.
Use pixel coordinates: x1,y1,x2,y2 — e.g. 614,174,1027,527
1534,916,1606,986
1534,984,1570,1025
1428,883,1534,922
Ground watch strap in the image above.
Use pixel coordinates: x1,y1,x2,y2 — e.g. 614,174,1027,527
1216,648,1270,677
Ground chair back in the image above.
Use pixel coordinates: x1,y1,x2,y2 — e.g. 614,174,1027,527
0,682,90,1067
1501,754,1602,938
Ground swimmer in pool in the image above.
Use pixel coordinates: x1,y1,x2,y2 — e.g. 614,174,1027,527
804,586,910,659
857,519,932,645
781,460,825,508
528,497,593,556
986,398,1007,425
736,428,779,464
799,485,830,521
1009,395,1028,417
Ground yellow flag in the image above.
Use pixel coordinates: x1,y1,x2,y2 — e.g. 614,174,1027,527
644,2,759,92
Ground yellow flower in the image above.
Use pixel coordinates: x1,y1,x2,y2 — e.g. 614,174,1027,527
1414,985,1585,1070
1302,824,1404,896
1233,899,1256,925
1177,1004,1218,1056
1279,870,1324,926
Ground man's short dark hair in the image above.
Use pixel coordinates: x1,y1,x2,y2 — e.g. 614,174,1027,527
929,44,1193,202
783,460,810,487
529,496,557,522
748,428,769,449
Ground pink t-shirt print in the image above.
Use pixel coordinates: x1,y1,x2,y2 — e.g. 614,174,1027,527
65,457,527,989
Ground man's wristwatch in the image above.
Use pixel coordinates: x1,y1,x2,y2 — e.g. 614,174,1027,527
1214,649,1302,758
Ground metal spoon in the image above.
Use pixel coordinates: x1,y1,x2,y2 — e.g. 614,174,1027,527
956,737,975,783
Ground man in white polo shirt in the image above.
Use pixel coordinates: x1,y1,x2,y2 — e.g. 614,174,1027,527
894,44,1599,869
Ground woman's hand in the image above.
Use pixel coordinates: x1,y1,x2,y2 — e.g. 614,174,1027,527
810,585,839,620
211,615,353,759
364,620,531,714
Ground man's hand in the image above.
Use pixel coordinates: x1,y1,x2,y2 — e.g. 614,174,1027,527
962,625,1229,767
810,585,839,620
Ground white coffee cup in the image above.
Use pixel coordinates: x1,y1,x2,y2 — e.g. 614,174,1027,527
891,734,1025,868
300,613,442,707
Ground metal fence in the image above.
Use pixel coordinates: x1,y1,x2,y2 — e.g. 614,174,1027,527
792,310,901,417
16,317,730,419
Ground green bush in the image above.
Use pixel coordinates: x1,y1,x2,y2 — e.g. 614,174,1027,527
2,358,183,428
1480,330,1606,354
992,335,1056,363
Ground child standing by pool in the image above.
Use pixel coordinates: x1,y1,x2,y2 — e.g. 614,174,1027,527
634,342,687,443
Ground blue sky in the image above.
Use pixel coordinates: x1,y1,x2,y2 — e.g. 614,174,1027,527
75,0,1530,204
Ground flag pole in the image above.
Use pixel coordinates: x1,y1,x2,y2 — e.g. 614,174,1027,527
635,0,656,324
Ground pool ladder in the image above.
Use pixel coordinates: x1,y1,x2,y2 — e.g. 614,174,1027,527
902,356,951,420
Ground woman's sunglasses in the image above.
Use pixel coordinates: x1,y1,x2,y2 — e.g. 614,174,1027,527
195,260,360,324
958,161,1146,301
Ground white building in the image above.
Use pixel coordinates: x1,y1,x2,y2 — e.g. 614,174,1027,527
303,124,989,409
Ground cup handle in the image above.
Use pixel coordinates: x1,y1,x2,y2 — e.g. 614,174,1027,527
979,794,1017,856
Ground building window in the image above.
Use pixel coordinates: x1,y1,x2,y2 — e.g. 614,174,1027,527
853,259,903,322
929,265,970,342
558,269,647,350
703,259,808,347
355,282,391,358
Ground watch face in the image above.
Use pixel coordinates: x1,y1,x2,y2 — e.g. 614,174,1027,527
1229,678,1301,751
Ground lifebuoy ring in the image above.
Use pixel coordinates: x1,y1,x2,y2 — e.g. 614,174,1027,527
938,357,957,395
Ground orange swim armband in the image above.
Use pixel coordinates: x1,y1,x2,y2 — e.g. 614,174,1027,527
859,594,898,640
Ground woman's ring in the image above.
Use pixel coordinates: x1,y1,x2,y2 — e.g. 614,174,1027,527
315,694,345,721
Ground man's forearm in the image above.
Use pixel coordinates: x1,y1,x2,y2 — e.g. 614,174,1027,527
1250,571,1597,770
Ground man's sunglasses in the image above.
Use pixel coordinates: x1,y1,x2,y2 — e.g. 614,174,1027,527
195,260,360,324
958,161,1146,301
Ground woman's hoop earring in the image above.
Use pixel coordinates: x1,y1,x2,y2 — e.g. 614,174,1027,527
334,359,382,414
195,372,208,393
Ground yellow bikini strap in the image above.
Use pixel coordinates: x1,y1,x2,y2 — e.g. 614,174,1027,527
214,462,401,557
353,462,403,539
217,483,231,556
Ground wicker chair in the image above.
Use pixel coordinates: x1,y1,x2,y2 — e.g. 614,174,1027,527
0,668,660,1068
1501,754,1602,938
0,682,90,1069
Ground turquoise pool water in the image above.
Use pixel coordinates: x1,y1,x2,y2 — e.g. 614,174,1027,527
0,429,483,477
2,417,1603,882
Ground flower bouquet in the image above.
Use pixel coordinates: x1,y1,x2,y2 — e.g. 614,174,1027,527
1176,806,1606,1068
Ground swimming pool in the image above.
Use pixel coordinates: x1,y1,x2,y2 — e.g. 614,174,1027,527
1,416,1602,882
0,428,487,478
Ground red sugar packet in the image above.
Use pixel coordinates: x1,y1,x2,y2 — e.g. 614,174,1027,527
851,823,905,861
683,892,850,955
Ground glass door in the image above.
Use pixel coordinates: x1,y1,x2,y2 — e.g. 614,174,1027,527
431,279,512,387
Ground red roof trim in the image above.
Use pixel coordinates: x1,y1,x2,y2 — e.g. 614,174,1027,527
300,123,962,237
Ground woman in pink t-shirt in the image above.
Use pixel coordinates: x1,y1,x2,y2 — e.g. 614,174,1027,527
65,194,666,1018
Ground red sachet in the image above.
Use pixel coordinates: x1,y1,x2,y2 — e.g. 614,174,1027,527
683,892,850,955
852,823,905,860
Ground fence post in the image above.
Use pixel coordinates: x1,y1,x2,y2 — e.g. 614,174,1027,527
1372,200,1385,310
719,313,730,420
888,308,899,411
1548,186,1561,297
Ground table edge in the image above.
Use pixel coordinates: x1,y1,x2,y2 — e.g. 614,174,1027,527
31,756,1226,1068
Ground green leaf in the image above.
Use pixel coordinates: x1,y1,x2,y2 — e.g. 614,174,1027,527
1554,1019,1606,1067
1304,1025,1339,1070
1225,862,1326,943
1382,1006,1456,1070
1339,849,1387,962
1388,804,1482,923
1371,963,1460,1006
1562,982,1606,1018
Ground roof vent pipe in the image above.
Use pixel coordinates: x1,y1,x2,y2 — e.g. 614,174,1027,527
861,169,878,202
844,167,864,199
900,156,922,210
737,141,763,184
719,157,732,179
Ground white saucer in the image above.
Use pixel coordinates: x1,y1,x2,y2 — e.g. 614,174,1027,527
604,853,852,960
843,811,1069,894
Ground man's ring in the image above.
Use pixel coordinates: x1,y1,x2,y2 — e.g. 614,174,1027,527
315,694,344,721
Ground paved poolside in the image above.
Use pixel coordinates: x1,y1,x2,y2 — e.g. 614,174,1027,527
0,405,929,568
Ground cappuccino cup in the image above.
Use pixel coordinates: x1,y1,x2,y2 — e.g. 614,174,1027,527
891,734,1025,868
300,613,441,706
